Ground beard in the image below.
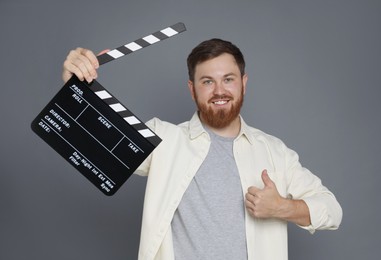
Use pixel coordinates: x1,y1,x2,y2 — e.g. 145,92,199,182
195,89,244,129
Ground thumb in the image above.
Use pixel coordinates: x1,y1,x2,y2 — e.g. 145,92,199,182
261,169,274,188
97,49,111,56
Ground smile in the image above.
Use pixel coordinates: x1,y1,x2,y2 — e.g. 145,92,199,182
213,100,229,105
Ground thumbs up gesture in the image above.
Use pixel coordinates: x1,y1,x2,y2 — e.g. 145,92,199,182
245,170,285,219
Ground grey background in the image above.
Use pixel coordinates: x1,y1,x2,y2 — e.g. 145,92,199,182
1,0,380,259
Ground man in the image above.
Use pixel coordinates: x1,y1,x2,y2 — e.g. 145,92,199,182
62,39,342,260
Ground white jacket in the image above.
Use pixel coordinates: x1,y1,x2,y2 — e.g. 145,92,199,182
135,113,342,260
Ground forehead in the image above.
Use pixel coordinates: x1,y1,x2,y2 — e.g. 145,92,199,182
194,53,240,79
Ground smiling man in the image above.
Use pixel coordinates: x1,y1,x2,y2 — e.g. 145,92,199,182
62,38,342,260
188,51,247,136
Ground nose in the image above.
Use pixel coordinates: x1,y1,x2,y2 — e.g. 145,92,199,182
213,80,226,95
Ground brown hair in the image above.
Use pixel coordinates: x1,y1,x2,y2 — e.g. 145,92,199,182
187,38,246,82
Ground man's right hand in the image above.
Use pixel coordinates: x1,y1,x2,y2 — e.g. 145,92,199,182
62,47,105,84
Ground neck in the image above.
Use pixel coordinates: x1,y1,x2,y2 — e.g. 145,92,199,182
201,116,241,138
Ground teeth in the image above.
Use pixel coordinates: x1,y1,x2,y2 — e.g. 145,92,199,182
214,100,227,105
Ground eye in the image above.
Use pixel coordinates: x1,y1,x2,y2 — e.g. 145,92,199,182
203,79,214,85
224,77,234,83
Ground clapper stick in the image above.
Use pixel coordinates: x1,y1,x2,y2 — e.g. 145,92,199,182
98,22,186,65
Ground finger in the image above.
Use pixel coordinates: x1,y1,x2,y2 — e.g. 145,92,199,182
247,186,260,195
71,48,98,80
75,54,98,82
245,192,255,203
62,63,74,83
245,199,255,209
63,48,97,83
246,206,255,217
261,169,274,188
62,61,81,81
245,201,258,218
78,47,99,69
97,48,111,56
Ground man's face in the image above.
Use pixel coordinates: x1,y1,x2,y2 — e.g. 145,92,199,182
188,53,248,129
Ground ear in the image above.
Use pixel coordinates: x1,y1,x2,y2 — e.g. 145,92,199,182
188,80,196,101
242,74,248,95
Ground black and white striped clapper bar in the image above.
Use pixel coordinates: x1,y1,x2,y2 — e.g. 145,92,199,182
31,22,186,195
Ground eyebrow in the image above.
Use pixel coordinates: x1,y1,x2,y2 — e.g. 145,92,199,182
198,73,238,81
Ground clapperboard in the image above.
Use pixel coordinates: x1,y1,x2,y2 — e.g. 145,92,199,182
31,22,186,195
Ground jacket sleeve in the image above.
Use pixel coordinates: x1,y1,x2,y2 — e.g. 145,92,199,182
133,118,158,177
283,144,343,234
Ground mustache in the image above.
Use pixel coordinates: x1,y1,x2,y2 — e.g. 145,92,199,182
208,94,233,103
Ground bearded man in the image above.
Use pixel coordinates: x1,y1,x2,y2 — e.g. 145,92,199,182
62,38,342,260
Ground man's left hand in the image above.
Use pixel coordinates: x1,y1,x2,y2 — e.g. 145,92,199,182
245,169,285,219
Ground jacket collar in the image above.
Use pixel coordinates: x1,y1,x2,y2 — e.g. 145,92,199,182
237,116,256,145
189,112,207,140
189,112,255,145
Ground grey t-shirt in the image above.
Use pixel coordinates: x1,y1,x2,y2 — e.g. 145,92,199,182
171,129,247,260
